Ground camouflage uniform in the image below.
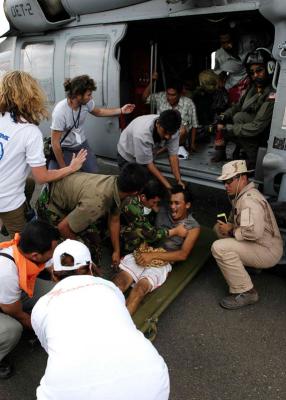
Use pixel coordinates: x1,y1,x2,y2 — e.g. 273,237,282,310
120,196,169,254
223,83,275,165
36,185,104,264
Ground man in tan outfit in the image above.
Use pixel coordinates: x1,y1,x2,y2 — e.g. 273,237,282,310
211,160,283,309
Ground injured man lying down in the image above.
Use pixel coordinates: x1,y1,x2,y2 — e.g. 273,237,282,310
113,184,201,315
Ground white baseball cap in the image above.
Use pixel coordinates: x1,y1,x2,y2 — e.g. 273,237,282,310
53,239,92,271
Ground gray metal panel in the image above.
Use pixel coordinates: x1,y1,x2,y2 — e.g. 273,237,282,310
259,0,286,197
3,0,260,35
69,25,127,159
0,37,16,74
62,24,126,159
61,0,149,15
4,0,73,33
48,0,260,28
260,0,286,60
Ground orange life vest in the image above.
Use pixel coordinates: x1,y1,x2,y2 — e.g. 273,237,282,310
0,233,45,298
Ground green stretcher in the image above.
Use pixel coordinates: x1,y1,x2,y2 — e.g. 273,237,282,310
132,226,216,340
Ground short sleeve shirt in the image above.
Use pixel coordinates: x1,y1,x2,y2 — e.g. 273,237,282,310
0,112,46,212
117,114,179,164
0,248,21,304
155,206,200,251
51,99,95,148
48,173,120,233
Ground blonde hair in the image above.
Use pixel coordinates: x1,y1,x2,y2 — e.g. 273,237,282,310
199,70,219,92
0,70,49,125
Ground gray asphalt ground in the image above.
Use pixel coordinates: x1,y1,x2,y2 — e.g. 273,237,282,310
0,162,286,400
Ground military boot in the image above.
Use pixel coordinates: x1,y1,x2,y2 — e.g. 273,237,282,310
211,146,227,163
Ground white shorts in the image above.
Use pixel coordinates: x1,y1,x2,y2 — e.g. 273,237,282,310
119,254,172,291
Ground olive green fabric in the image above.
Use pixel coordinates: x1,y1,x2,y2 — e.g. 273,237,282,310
223,84,274,138
47,172,120,233
133,226,216,338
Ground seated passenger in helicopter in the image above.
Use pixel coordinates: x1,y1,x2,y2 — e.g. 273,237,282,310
142,72,198,153
211,47,276,169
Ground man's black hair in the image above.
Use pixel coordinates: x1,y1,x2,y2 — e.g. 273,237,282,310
218,26,233,37
166,79,183,93
117,163,149,193
143,180,166,200
171,183,193,203
217,27,238,49
19,220,60,254
158,110,182,134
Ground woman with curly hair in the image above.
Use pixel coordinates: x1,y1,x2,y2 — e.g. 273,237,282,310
0,71,87,237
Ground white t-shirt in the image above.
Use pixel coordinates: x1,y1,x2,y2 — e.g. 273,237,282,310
0,247,21,304
32,275,170,400
51,99,95,148
0,247,52,305
0,112,46,212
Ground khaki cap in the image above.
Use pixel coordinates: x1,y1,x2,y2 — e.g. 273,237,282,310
217,160,254,181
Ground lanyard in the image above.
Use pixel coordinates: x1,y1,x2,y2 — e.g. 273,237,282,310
72,105,82,129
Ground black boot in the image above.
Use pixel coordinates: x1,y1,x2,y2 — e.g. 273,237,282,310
211,146,227,163
0,358,13,379
0,225,9,236
232,144,241,160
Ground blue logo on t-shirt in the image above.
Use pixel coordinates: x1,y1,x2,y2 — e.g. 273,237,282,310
0,132,9,160
0,132,9,141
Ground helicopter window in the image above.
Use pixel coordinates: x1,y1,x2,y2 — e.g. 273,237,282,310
65,39,108,106
21,42,55,104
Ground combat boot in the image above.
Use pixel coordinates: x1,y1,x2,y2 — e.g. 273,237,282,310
211,146,227,163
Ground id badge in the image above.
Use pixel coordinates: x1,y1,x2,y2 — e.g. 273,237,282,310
73,128,82,144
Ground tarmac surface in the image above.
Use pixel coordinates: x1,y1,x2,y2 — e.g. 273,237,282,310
0,164,286,400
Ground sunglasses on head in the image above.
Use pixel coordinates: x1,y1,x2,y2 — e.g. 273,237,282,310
249,66,265,75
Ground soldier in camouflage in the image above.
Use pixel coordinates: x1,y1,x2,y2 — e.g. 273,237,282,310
120,180,188,254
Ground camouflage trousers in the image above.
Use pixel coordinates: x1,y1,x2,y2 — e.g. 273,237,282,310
36,186,104,265
120,226,164,254
121,227,144,254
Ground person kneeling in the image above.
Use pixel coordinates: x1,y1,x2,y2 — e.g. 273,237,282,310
212,160,283,310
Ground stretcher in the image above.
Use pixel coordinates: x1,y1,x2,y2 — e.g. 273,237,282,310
133,226,216,340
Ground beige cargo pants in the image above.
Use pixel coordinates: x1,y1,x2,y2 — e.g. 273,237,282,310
211,225,282,293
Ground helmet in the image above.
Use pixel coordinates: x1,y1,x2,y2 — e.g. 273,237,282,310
244,47,276,76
